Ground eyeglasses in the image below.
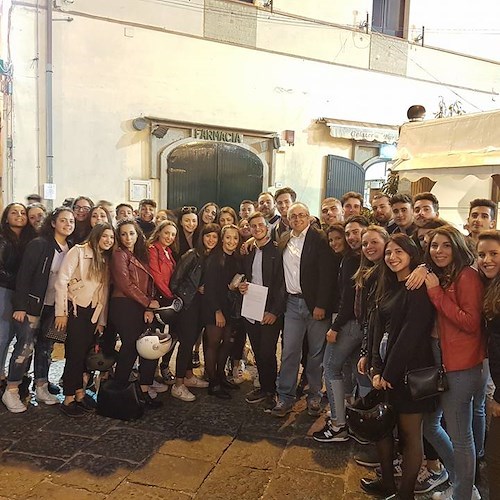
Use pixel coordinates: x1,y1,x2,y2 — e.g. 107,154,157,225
289,213,309,221
181,206,198,214
74,205,91,213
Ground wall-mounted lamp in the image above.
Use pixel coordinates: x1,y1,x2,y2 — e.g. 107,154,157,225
152,124,168,139
283,130,295,146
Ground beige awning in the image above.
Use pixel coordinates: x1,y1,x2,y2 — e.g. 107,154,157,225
392,110,500,180
319,118,399,144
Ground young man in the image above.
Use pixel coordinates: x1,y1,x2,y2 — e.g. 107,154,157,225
414,192,440,228
257,192,280,231
239,212,286,408
136,198,156,237
321,197,344,228
371,193,393,227
273,187,297,241
115,203,134,222
239,200,256,220
341,192,363,218
467,198,497,242
388,193,417,235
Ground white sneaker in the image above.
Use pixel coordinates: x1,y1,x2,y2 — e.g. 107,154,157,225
2,389,27,413
472,485,481,500
171,384,196,402
150,379,169,393
432,485,453,500
35,383,59,405
184,376,209,388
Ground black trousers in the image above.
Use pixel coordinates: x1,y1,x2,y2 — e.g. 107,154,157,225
487,415,500,500
230,318,247,361
62,305,96,396
175,295,202,378
245,317,282,394
109,297,156,387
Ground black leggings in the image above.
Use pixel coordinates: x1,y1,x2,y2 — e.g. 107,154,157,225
109,297,156,387
62,305,97,396
204,324,234,384
175,296,202,378
230,319,247,361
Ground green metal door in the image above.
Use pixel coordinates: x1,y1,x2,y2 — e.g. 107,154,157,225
167,142,263,210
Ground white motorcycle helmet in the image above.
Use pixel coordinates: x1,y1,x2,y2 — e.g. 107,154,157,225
136,326,173,360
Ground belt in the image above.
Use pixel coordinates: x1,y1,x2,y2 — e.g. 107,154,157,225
289,293,304,299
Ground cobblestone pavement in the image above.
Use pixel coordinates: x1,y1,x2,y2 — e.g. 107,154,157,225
0,356,490,499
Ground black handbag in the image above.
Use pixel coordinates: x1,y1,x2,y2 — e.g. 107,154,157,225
405,365,448,401
96,379,144,421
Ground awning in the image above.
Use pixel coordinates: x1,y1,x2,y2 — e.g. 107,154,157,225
392,110,500,180
318,118,399,144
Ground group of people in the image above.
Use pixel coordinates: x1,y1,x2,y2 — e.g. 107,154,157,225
0,188,498,500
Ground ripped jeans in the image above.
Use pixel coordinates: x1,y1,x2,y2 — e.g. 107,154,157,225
7,308,53,385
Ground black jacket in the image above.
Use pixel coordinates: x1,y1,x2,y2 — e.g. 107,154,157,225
242,240,286,318
0,238,23,290
13,237,72,316
279,226,336,315
486,314,500,403
170,248,205,309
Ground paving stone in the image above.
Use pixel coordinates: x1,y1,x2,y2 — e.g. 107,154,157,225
218,435,286,470
106,481,192,500
263,467,345,500
240,409,301,439
39,411,115,438
116,407,186,434
129,453,213,492
0,453,65,499
82,428,163,463
280,436,353,475
51,453,135,494
0,438,13,451
0,406,56,439
195,464,271,500
25,479,106,499
9,430,92,460
157,432,233,462
344,460,371,496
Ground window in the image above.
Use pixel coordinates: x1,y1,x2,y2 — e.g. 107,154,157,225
372,0,405,38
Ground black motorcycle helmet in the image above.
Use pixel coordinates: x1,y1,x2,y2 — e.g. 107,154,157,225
86,344,117,372
154,297,183,325
346,389,396,443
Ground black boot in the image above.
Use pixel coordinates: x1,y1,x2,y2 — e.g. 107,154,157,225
220,377,240,390
141,391,163,409
360,478,396,496
208,382,231,400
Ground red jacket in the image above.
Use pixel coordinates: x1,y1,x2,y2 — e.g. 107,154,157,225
427,267,485,372
148,242,175,299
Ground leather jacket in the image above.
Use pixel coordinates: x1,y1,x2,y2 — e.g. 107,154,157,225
170,249,204,309
0,237,22,290
110,247,155,308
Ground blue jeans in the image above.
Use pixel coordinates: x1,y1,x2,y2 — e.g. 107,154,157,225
473,359,488,459
323,319,368,424
277,296,328,405
0,287,15,378
423,338,484,500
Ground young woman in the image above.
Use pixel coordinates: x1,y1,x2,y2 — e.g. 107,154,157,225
72,196,94,244
477,230,500,497
109,219,161,408
0,203,36,391
202,224,242,399
54,223,115,417
326,224,347,256
2,207,75,413
170,223,221,401
414,218,447,253
218,206,238,227
89,205,113,228
199,203,220,228
26,203,47,231
177,207,199,257
155,209,176,225
423,225,485,500
361,233,436,500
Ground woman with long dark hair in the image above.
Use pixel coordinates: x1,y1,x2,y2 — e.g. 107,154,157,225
89,205,113,228
2,207,74,413
170,223,221,401
202,224,242,399
55,222,115,417
109,219,161,408
423,225,485,500
177,206,199,257
361,234,435,500
26,202,47,231
199,203,220,229
0,203,36,390
71,196,94,244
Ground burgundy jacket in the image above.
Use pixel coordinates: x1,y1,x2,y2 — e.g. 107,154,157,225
111,247,155,308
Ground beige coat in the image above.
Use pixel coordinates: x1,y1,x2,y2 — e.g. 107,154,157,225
54,243,109,326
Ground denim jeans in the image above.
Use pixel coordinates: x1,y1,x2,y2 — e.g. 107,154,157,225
277,296,328,405
0,287,15,378
423,338,484,500
472,359,489,459
323,319,367,424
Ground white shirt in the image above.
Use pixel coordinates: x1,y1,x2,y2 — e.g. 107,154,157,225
251,246,264,287
283,225,309,294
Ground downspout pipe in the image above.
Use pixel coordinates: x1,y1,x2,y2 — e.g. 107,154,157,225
45,0,53,209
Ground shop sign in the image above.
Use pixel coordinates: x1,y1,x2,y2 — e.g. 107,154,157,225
192,128,243,143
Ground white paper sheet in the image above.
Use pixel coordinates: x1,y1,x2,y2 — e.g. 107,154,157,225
241,283,268,322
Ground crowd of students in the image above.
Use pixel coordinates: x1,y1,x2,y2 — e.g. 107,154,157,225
0,189,498,500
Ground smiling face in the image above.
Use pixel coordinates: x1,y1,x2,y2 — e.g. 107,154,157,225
257,194,275,218
384,241,411,279
238,219,252,240
98,228,115,251
139,203,155,223
219,212,235,227
222,227,239,254
7,204,28,229
429,233,453,268
202,231,219,252
477,238,500,279
371,196,392,225
249,216,268,242
158,224,177,248
119,223,138,252
155,210,169,225
27,207,45,229
53,210,75,239
73,199,92,222
344,221,364,251
180,213,198,234
116,205,133,221
288,204,310,235
468,206,495,236
321,201,343,226
239,202,255,220
362,230,386,263
276,193,293,219
343,197,362,218
328,229,345,254
202,205,217,224
392,202,414,230
90,208,108,228
414,199,438,228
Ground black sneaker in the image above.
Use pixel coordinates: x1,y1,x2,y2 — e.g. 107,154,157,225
60,401,86,418
192,351,201,368
313,419,349,442
262,395,276,413
220,377,240,391
48,382,61,395
76,394,97,412
245,389,267,404
142,392,163,409
348,429,370,445
208,384,231,400
354,445,380,468
160,368,176,385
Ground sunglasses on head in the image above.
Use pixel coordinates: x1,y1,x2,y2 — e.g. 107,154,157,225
181,206,198,214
